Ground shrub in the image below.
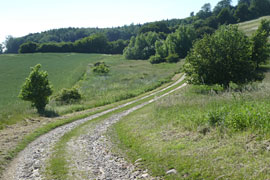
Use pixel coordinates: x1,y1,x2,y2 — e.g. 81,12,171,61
92,62,110,74
149,55,165,64
19,64,53,113
184,25,263,87
56,88,81,104
166,53,179,63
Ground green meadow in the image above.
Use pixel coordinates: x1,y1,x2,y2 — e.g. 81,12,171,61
112,65,270,179
0,53,181,129
109,17,270,180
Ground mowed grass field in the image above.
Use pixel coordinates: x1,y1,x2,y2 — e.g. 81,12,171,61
0,53,181,129
238,16,270,36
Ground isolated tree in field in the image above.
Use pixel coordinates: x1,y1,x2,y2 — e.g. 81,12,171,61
251,19,270,68
19,64,53,113
184,25,262,87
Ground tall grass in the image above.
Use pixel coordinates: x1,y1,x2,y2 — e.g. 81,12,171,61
51,57,179,114
112,71,270,179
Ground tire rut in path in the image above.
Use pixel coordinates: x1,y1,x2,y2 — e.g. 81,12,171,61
2,75,186,180
62,81,187,179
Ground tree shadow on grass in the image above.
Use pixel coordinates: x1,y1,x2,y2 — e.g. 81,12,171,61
258,65,270,72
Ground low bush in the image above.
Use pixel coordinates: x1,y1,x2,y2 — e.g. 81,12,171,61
92,62,110,74
55,88,81,104
149,55,165,64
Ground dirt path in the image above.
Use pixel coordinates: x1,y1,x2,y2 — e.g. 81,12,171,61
66,82,187,179
2,75,186,180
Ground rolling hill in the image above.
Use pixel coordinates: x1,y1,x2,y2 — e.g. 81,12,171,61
238,16,270,36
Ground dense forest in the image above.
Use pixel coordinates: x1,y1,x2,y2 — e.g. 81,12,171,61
2,0,270,56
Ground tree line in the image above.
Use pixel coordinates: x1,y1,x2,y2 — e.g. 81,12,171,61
4,25,140,54
3,0,270,55
124,25,197,64
19,34,128,54
124,0,270,63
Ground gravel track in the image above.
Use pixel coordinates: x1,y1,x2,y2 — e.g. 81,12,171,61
2,75,186,180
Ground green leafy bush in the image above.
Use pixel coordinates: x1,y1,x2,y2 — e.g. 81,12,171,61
184,25,264,87
92,62,110,74
56,88,81,104
149,55,165,64
19,64,53,113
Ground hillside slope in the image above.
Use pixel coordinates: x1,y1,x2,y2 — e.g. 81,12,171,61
110,17,270,179
238,16,270,36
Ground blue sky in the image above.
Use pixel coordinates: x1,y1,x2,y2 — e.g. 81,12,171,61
0,0,237,43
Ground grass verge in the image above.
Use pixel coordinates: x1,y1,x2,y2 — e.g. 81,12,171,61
45,75,185,179
111,71,270,179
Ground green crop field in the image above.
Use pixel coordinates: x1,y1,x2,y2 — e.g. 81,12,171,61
0,53,181,129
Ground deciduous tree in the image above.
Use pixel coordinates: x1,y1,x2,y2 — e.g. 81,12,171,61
251,19,270,68
19,64,53,113
184,25,262,87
